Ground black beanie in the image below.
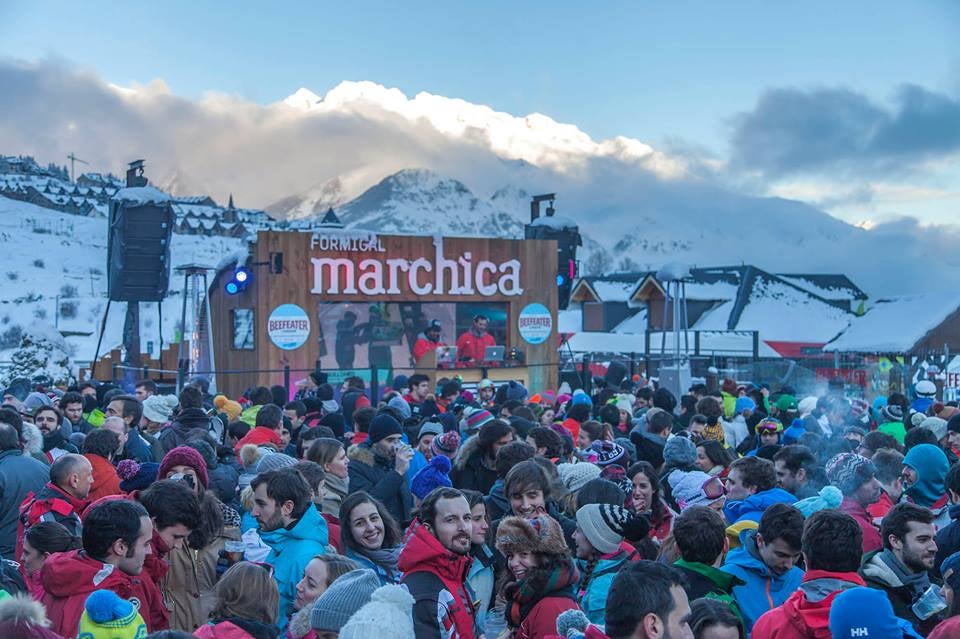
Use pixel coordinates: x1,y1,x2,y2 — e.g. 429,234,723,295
369,413,403,443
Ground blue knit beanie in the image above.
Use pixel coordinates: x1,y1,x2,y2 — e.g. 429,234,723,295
505,380,528,403
411,455,453,500
570,390,592,407
829,587,912,638
734,396,756,416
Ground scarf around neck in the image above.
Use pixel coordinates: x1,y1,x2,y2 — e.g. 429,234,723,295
507,558,579,628
878,548,930,599
325,472,349,497
359,545,402,580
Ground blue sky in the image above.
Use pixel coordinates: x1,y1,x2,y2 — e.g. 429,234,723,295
1,1,959,225
2,1,957,148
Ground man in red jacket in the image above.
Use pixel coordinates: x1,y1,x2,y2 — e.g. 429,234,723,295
42,499,168,636
233,403,283,454
753,509,867,638
826,451,883,554
456,314,496,365
399,487,476,639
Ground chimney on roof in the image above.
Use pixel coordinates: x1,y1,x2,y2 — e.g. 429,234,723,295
529,193,556,222
125,159,148,188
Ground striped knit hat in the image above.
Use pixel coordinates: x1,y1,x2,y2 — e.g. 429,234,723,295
825,452,875,496
431,430,461,457
575,504,632,554
461,408,494,434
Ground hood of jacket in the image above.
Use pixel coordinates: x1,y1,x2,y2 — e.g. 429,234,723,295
41,428,73,453
487,479,509,512
286,599,316,639
453,434,482,471
259,503,329,552
398,521,471,584
172,407,212,432
675,558,743,592
724,487,796,524
724,530,776,578
861,550,904,588
903,444,949,508
722,528,804,604
780,570,866,638
347,440,392,470
199,618,279,639
40,550,135,599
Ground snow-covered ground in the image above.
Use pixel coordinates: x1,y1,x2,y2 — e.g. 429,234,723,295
0,195,246,367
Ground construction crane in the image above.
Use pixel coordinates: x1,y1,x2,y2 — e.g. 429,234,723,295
67,152,88,183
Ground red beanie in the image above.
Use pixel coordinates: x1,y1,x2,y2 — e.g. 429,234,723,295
158,446,209,488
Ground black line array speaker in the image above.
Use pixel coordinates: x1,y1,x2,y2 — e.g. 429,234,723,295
107,197,175,302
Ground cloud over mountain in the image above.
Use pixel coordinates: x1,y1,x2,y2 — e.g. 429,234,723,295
3,57,960,296
730,84,960,178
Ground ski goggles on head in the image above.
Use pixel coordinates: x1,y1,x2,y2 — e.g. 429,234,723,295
755,418,783,435
702,476,726,500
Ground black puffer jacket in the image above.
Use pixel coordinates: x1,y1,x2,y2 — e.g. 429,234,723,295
347,442,413,525
157,408,213,455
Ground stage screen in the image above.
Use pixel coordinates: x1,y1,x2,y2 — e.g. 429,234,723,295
316,301,508,374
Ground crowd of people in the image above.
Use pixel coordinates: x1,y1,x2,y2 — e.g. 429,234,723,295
1,371,959,638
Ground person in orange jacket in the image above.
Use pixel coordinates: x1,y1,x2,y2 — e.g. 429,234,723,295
413,320,446,364
456,314,496,365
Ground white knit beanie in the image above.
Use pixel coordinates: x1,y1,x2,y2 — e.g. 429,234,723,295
575,503,629,554
558,462,602,493
339,584,415,639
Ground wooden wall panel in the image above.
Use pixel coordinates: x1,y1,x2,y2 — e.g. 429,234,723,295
210,231,559,398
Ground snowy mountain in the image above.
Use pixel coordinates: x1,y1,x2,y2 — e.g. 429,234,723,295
265,166,389,220
327,168,528,238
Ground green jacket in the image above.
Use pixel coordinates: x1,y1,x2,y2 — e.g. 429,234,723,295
675,558,745,623
240,404,262,427
84,408,105,428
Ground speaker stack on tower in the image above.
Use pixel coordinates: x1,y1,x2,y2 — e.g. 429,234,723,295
107,160,174,302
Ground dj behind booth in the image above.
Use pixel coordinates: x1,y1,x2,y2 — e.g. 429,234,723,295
209,229,560,397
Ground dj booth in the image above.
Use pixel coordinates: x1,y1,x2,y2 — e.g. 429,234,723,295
208,230,559,397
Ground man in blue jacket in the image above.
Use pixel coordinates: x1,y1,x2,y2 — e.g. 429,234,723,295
251,467,329,631
723,502,805,635
724,456,796,525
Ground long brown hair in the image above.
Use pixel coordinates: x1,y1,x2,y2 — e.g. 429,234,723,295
306,437,344,468
211,561,279,625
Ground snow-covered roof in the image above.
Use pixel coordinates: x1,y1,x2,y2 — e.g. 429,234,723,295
591,280,637,302
558,308,582,333
777,274,867,302
613,308,648,334
113,186,172,205
825,292,960,353
529,215,577,230
692,276,853,343
565,331,648,354
574,272,647,303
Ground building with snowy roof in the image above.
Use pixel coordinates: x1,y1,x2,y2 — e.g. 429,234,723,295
563,265,862,360
825,292,960,356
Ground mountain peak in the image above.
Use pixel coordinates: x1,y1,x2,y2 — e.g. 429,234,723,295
282,87,322,110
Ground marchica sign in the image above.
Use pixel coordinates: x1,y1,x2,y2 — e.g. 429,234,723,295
310,236,523,297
